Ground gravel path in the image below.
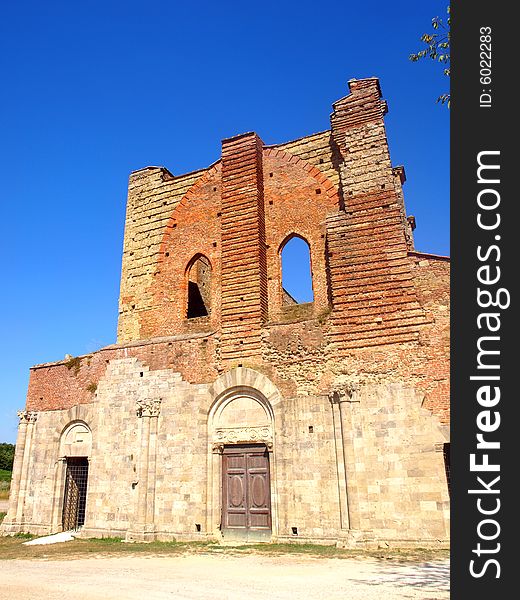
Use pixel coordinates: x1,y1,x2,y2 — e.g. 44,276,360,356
1,553,449,600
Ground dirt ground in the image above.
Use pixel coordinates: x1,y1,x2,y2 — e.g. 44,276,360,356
1,552,449,600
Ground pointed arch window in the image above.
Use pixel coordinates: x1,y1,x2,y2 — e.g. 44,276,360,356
280,235,314,305
186,254,212,318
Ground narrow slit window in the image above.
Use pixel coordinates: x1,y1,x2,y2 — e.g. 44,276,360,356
443,443,451,497
187,255,211,318
281,236,314,304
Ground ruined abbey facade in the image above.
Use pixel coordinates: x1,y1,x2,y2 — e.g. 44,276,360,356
2,78,450,546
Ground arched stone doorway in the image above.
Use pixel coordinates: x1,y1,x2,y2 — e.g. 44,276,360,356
59,421,92,531
207,369,281,542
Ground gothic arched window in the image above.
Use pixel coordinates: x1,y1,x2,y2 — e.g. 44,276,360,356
280,235,314,305
186,254,212,318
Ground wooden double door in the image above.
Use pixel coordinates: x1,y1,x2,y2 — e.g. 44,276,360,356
222,444,272,541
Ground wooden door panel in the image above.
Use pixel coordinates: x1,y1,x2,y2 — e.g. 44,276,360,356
222,445,271,540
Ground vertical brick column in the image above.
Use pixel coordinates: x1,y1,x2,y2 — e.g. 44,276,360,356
220,132,267,362
327,78,427,350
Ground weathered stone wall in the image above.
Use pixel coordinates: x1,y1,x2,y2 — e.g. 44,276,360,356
4,364,448,544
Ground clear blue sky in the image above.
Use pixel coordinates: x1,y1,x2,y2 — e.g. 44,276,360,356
0,1,449,443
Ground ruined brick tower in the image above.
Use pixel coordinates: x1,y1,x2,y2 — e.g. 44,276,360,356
2,78,450,546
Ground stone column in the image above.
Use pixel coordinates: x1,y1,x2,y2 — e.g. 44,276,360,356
126,398,161,542
330,398,349,530
330,389,360,532
208,443,224,537
50,458,67,533
1,411,31,532
13,411,38,527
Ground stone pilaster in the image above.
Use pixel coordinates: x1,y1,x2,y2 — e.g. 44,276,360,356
329,389,360,531
125,398,161,542
1,411,38,533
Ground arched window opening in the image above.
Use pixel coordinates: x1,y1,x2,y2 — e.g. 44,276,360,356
280,236,314,304
187,255,212,318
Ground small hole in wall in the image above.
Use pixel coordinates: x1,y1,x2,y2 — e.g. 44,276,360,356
308,426,314,433
239,316,243,321
195,523,201,532
238,363,243,367
213,187,217,192
213,242,217,247
132,482,137,489
172,223,177,228
319,158,324,164
165,252,169,257
381,184,386,189
269,172,273,177
315,188,321,194
140,372,143,377
291,527,298,535
217,212,222,217
132,304,135,309
269,200,273,205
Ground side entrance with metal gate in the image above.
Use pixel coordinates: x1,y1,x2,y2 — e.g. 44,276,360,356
221,444,272,542
62,457,89,531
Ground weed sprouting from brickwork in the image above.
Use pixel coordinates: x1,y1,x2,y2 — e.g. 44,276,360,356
65,356,82,376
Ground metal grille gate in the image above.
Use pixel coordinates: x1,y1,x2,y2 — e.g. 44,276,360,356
62,457,89,531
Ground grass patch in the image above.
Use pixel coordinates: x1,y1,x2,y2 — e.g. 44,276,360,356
0,469,12,482
231,543,449,562
0,534,449,562
0,512,6,523
0,536,216,560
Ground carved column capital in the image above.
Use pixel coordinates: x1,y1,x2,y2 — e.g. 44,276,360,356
212,443,225,455
136,398,161,418
17,410,38,424
328,385,359,405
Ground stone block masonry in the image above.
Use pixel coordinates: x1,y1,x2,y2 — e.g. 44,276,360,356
2,78,450,547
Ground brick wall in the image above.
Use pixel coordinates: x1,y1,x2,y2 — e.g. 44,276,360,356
27,76,450,428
